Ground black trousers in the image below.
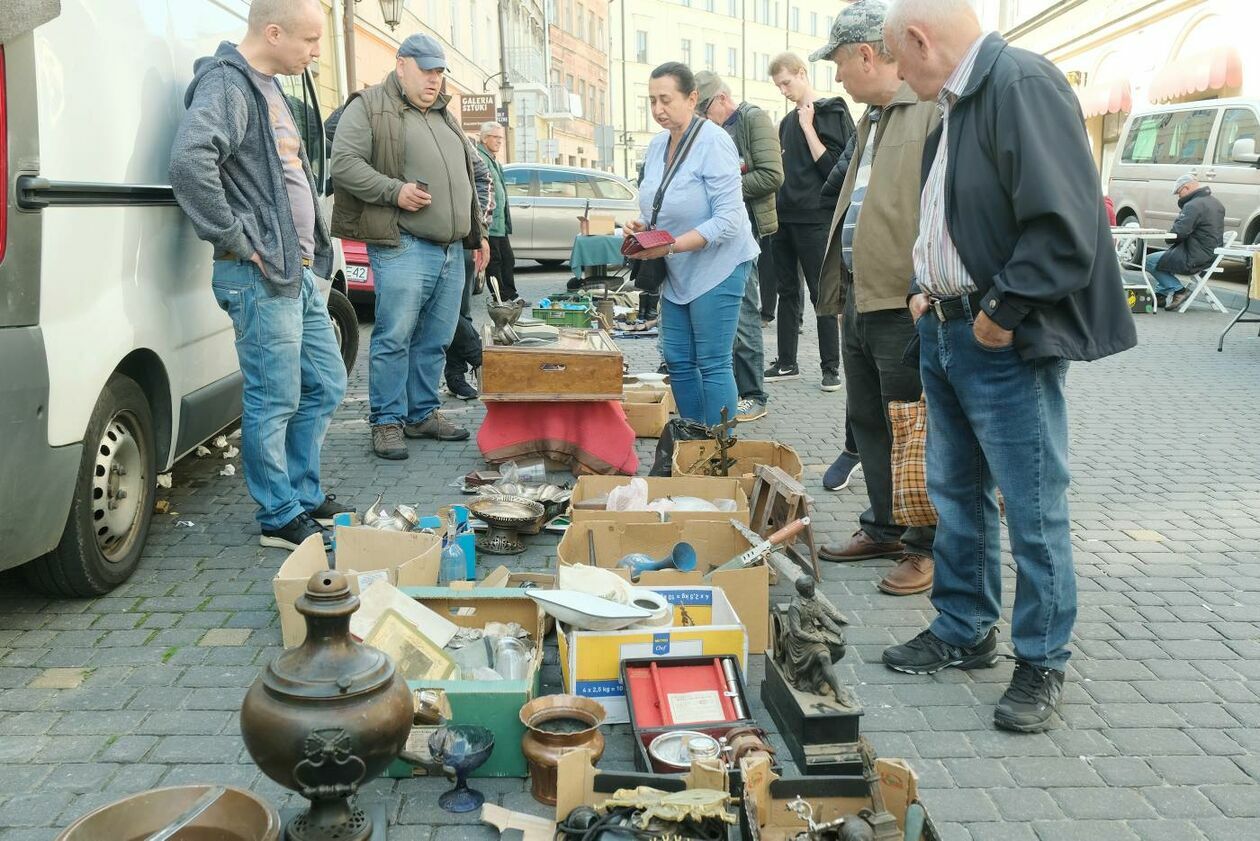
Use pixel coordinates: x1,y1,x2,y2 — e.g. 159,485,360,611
771,221,840,373
487,235,517,301
445,250,482,381
756,236,777,320
841,293,933,556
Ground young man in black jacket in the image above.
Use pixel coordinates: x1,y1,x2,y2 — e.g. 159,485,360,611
881,0,1136,733
766,52,854,391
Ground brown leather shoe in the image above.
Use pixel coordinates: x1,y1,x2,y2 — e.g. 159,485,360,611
819,530,905,563
878,553,934,596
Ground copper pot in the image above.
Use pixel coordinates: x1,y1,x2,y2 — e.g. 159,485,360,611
240,571,412,841
519,694,606,805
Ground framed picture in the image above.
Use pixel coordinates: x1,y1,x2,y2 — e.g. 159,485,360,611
363,608,458,682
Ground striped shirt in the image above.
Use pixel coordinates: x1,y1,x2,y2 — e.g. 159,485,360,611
912,34,988,298
841,107,882,272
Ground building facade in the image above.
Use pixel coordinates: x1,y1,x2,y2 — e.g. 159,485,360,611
609,0,856,180
978,0,1259,184
547,0,613,170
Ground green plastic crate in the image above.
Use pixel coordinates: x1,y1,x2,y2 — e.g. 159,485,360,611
531,306,595,327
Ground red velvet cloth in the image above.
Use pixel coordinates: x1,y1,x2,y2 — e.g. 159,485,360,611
477,401,639,475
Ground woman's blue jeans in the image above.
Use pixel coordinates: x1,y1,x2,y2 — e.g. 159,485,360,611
661,262,751,425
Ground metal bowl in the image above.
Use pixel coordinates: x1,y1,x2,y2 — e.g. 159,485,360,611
648,730,723,772
468,495,546,526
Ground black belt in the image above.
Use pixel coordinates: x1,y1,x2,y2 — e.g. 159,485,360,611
222,252,313,268
929,291,987,322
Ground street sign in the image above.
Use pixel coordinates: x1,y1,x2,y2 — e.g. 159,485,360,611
461,94,497,130
496,106,509,127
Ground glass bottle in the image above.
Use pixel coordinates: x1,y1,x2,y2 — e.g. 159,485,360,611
439,510,467,585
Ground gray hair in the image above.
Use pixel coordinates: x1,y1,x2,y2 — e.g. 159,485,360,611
248,0,321,33
885,0,979,47
479,121,504,138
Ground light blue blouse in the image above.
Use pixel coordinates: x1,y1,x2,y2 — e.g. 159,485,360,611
637,119,761,305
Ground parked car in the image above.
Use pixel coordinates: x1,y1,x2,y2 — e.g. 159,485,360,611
502,164,639,265
341,238,375,307
1109,98,1260,256
0,0,356,596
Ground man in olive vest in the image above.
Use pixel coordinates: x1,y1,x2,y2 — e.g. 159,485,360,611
330,33,488,460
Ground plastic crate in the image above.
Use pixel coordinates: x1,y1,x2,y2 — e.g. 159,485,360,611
531,307,595,327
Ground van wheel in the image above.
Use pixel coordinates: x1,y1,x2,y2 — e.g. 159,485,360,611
327,287,359,375
26,375,156,597
536,259,565,269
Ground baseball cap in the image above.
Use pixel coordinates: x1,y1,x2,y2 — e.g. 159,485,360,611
1172,173,1196,194
694,70,725,116
809,0,889,62
398,33,447,71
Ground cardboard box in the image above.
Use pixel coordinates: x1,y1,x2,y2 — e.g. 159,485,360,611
672,440,804,498
557,585,749,723
569,476,749,526
622,389,670,438
587,214,617,236
274,528,440,648
392,588,546,778
556,520,771,653
738,753,938,841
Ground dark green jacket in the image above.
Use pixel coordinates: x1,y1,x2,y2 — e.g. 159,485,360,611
475,142,513,237
730,102,783,238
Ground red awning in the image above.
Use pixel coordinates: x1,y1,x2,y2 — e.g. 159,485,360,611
1076,78,1132,119
1148,46,1244,103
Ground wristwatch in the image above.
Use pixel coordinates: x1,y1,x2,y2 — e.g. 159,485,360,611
667,242,677,257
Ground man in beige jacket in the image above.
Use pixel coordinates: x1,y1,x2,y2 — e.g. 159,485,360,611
814,1,939,596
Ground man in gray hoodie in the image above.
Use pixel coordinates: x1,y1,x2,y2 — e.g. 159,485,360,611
170,0,350,551
330,34,489,460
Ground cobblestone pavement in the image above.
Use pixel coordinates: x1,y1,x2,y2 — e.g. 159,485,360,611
2,266,1259,840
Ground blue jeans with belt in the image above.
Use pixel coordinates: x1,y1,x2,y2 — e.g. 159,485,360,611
211,261,347,529
918,299,1075,671
662,262,750,425
367,233,465,426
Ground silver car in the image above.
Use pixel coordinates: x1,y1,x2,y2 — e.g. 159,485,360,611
502,164,639,266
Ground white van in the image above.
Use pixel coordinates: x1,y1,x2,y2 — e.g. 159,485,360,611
0,0,356,596
1108,98,1260,249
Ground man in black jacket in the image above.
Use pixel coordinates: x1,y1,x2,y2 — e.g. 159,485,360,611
766,52,854,391
1145,174,1226,310
880,0,1136,734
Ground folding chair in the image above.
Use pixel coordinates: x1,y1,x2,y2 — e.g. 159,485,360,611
1173,230,1236,313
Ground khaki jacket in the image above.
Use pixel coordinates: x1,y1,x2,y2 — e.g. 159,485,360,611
818,84,939,316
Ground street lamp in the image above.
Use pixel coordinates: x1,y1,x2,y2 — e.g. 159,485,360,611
379,0,405,30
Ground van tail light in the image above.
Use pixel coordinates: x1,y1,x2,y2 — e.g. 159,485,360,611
0,46,8,266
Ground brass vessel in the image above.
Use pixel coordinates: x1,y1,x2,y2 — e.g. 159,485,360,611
241,571,411,841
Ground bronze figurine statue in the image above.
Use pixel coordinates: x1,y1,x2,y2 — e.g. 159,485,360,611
779,576,848,702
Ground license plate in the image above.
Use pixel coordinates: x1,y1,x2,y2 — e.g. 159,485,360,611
345,265,369,281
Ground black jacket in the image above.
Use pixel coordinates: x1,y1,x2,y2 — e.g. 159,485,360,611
1156,187,1226,275
911,33,1136,362
820,133,857,204
777,97,854,224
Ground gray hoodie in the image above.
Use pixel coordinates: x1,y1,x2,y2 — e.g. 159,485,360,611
170,42,333,297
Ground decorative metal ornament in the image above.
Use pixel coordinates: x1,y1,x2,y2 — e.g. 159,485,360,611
469,495,545,556
240,571,411,841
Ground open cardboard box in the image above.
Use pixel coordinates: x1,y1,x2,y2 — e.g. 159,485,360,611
739,753,939,841
621,388,672,438
557,585,748,723
672,440,804,498
569,475,749,525
390,587,546,778
555,749,737,838
274,528,440,648
556,520,771,653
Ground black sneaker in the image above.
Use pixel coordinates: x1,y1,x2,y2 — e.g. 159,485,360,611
883,627,999,675
309,493,354,527
657,361,669,375
820,371,842,392
447,373,479,401
994,660,1065,733
260,513,328,551
764,361,800,381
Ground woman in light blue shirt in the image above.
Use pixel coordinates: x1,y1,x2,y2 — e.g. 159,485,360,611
625,63,760,425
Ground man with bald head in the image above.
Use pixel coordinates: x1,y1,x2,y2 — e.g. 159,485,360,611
171,0,351,551
879,0,1136,732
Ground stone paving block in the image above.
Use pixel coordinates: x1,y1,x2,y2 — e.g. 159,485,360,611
1147,756,1253,785
1197,816,1260,841
943,758,1016,788
1031,819,1140,840
1201,785,1260,818
1104,727,1204,756
1124,820,1209,841
1004,757,1106,788
1051,786,1157,819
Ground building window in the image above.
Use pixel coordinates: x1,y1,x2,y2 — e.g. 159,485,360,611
728,0,737,16
706,0,715,11
810,12,818,36
704,43,715,71
681,39,691,67
635,30,648,64
577,3,586,40
825,15,833,34
638,96,651,132
727,47,737,76
566,73,575,92
790,7,799,32
565,0,573,33
590,12,598,45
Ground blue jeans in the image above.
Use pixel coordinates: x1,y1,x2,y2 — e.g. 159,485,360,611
918,304,1075,671
733,260,768,404
368,233,464,426
1144,252,1184,296
211,262,347,529
662,262,750,424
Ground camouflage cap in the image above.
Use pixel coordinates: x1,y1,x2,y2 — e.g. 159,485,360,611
808,0,889,62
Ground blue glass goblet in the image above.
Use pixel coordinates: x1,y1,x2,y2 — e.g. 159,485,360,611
428,725,495,813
